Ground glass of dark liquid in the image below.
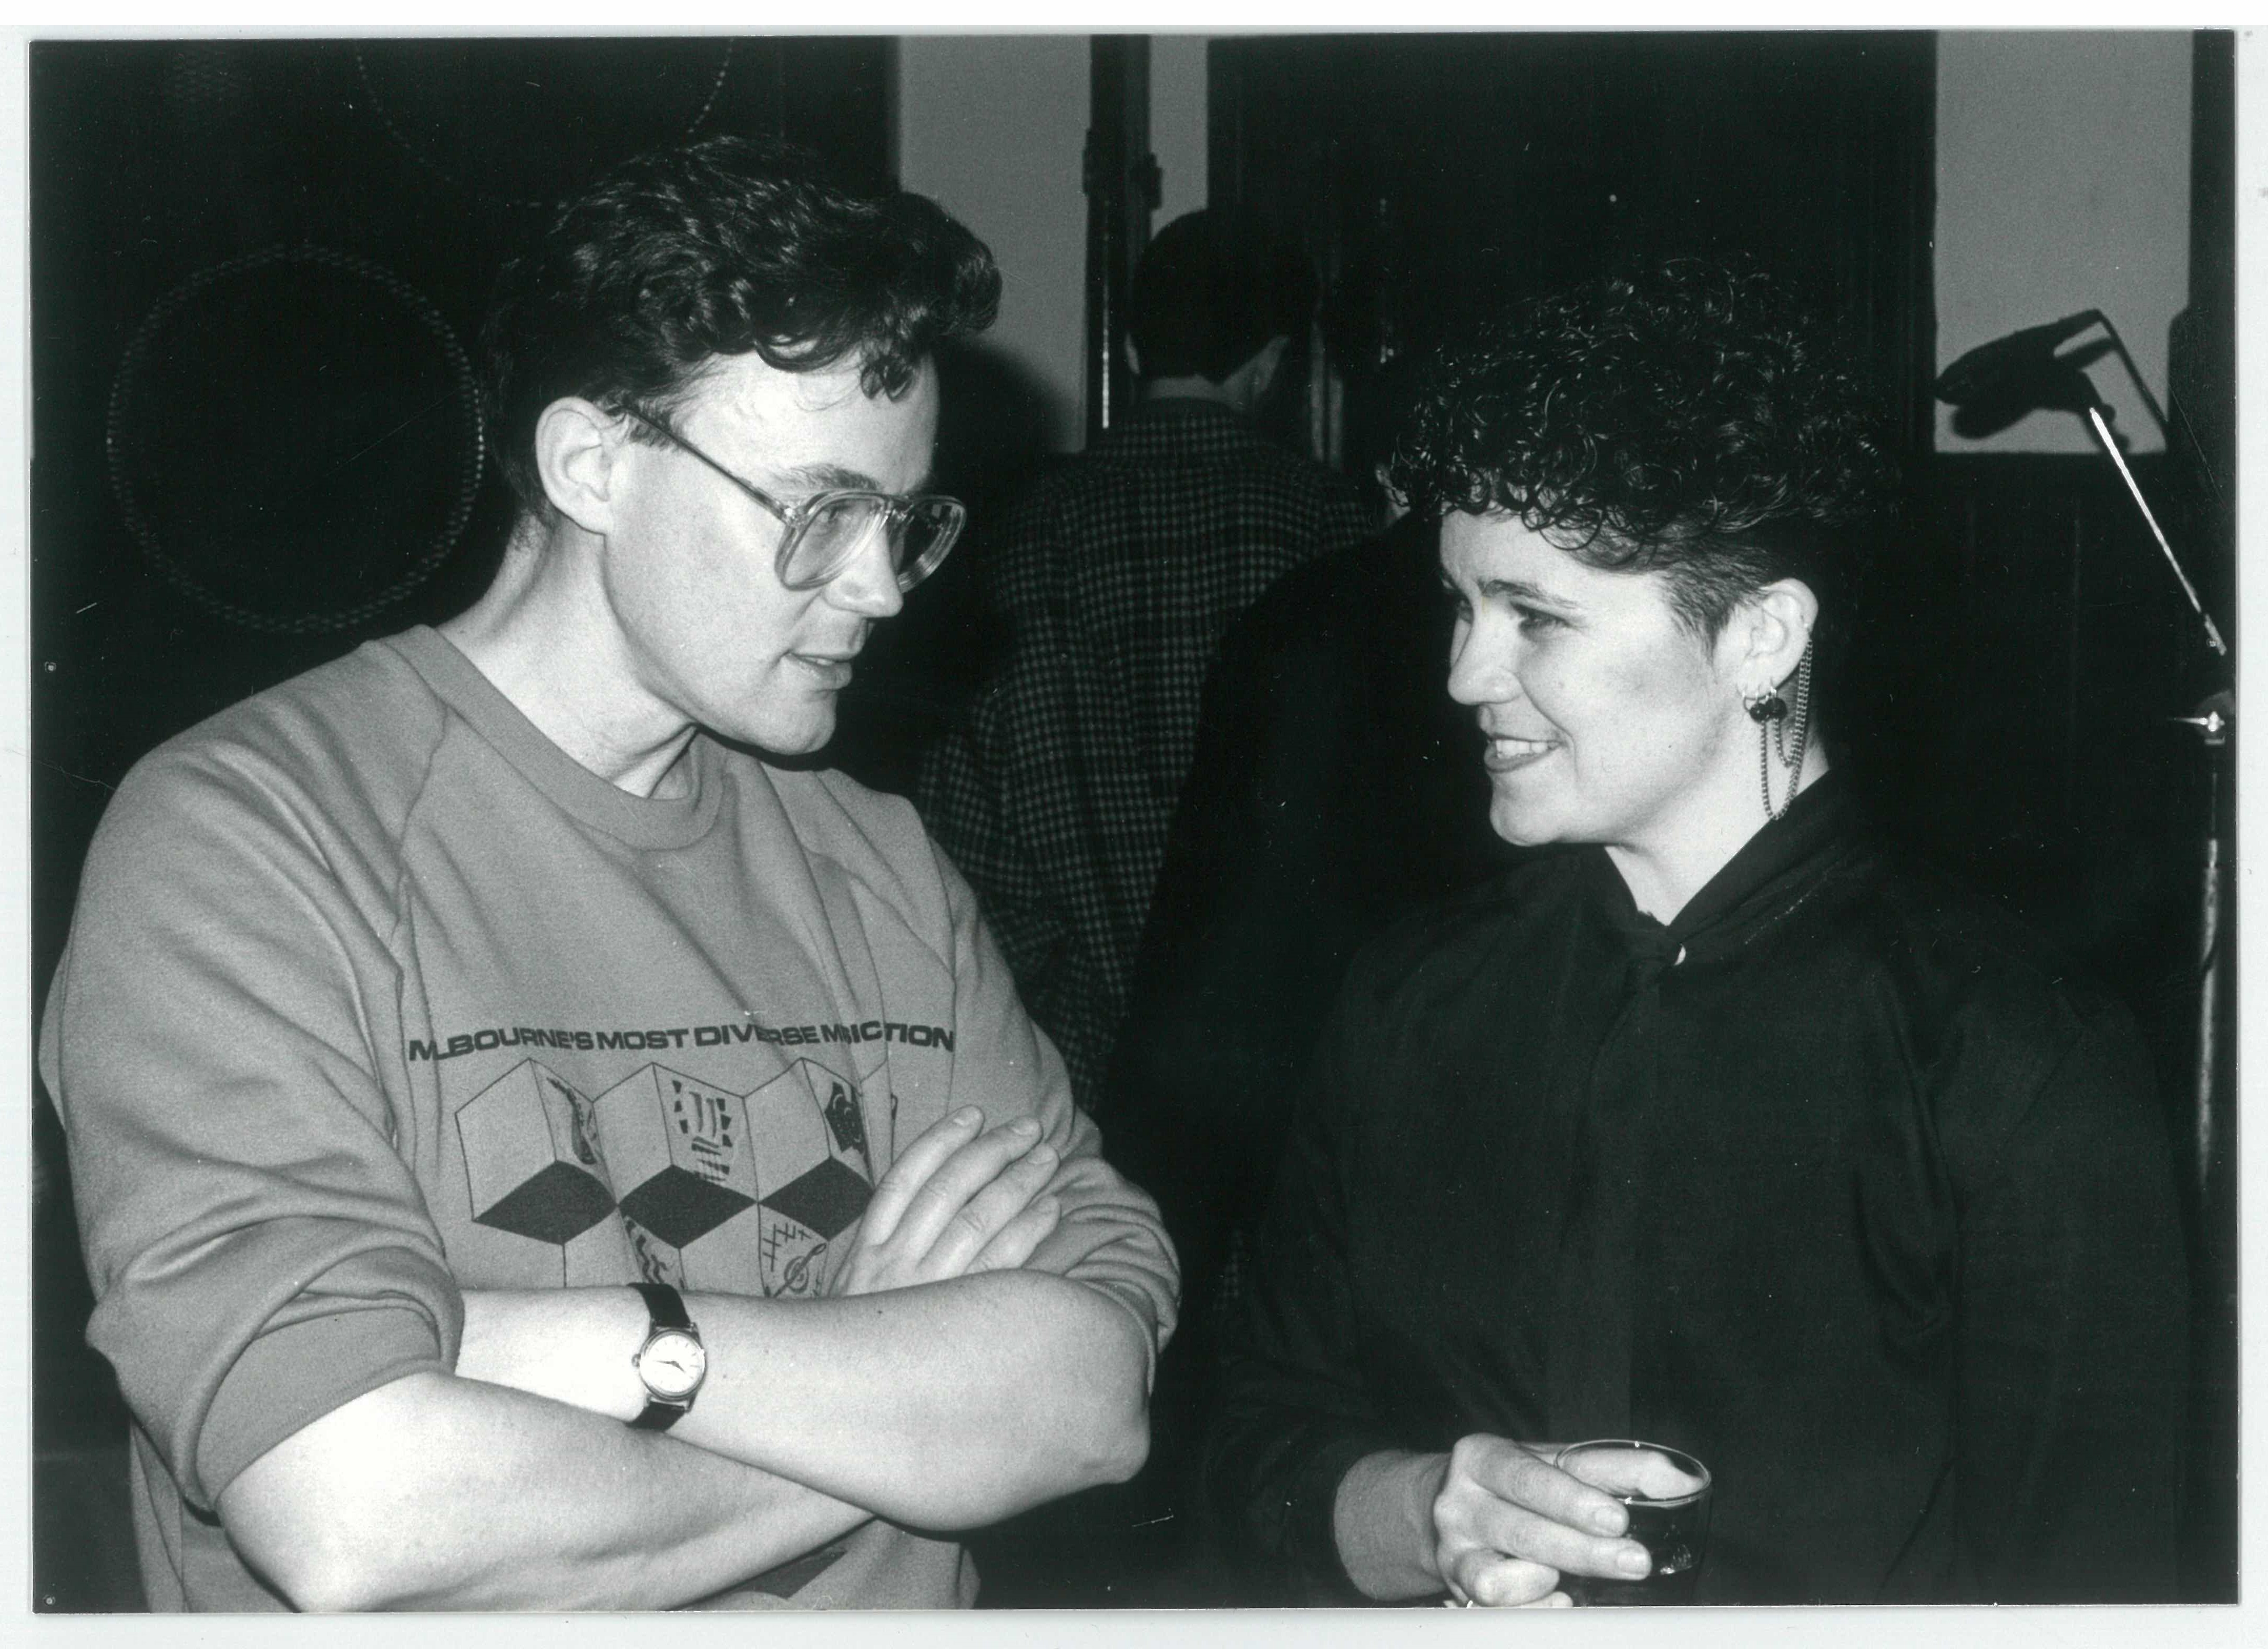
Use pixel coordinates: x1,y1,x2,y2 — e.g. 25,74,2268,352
1553,1440,1712,1605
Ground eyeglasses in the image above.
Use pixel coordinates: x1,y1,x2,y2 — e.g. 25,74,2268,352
622,406,966,593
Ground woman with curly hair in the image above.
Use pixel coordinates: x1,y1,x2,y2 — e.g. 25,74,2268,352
1204,264,2187,1606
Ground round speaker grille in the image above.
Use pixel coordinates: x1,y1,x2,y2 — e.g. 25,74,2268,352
107,245,484,634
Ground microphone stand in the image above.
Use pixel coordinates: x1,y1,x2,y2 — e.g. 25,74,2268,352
2063,339,2231,1199
2174,689,2231,1194
2077,400,2228,658
1939,313,2233,1196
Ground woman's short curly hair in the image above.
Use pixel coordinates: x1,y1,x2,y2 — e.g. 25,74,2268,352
482,135,1002,517
1384,261,1901,656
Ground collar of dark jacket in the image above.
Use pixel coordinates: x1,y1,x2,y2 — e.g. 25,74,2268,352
1585,768,1862,966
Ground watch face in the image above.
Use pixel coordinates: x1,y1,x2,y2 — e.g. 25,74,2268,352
638,1329,708,1402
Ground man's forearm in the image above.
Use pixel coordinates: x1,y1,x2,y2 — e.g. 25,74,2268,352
686,1270,1152,1525
461,1269,1151,1529
219,1370,867,1611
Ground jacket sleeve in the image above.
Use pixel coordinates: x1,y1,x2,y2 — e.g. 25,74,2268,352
934,848,1180,1368
1107,585,1351,1310
916,703,1069,999
1202,981,1402,1602
912,517,1078,1020
38,746,463,1512
1947,1002,2188,1601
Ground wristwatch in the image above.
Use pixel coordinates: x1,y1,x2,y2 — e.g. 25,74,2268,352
628,1281,708,1431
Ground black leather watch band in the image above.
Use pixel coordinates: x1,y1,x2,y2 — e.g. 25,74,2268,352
633,1280,693,1332
629,1281,705,1432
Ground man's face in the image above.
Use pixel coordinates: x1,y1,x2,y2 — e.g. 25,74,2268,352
601,350,939,756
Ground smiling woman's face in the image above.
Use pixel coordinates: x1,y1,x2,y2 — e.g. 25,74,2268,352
1441,510,1748,857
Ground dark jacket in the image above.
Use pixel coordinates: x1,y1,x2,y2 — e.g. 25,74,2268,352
1207,773,2188,1604
1107,514,1510,1317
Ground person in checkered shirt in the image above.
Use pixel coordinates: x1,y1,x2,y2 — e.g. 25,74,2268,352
918,210,1375,1113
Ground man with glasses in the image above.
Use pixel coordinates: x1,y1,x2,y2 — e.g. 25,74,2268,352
42,137,1176,1612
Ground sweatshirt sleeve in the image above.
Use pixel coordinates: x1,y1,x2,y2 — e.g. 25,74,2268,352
1947,1001,2189,1602
38,744,463,1511
935,849,1180,1365
1203,981,1402,1603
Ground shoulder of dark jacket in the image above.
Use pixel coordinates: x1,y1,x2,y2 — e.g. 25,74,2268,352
1210,522,1435,677
1845,844,2140,1051
1332,846,1579,1010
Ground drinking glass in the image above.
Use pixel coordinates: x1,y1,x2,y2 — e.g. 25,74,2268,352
1552,1440,1712,1605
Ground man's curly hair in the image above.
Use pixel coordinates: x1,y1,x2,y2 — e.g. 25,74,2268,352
483,136,1002,518
1384,261,1900,656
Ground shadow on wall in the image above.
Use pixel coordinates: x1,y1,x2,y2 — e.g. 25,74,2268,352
816,338,1073,798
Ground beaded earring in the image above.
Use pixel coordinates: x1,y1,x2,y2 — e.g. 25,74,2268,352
1745,646,1813,822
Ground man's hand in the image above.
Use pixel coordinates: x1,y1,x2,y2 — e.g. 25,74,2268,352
834,1106,1064,1295
1431,1435,1657,1606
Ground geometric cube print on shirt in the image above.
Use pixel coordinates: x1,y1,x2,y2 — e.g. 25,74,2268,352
455,1054,880,1297
739,1057,881,1297
457,1061,616,1245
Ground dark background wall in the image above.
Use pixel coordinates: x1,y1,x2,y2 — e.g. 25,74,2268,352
1209,32,1937,475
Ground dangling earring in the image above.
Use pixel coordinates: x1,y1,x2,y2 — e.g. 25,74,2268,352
1752,646,1813,822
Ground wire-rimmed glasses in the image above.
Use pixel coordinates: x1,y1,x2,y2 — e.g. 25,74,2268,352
622,406,966,593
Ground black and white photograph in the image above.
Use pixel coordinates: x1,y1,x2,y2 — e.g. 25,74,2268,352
14,23,2251,1629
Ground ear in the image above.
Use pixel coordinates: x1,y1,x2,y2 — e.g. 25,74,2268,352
532,396,627,536
1722,578,1820,697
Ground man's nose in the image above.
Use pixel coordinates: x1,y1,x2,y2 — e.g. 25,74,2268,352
824,527,905,620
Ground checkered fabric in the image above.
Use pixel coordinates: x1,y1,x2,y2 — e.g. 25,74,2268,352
918,400,1373,1109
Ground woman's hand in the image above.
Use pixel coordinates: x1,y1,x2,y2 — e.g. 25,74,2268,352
1431,1435,1654,1606
832,1106,1064,1295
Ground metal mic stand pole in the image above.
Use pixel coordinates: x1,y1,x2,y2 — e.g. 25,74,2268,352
2173,692,2232,1195
2077,400,2232,1195
2081,404,2227,659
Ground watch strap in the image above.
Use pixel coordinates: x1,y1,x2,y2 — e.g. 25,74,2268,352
633,1280,693,1332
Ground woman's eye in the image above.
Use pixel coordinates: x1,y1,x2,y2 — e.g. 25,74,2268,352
1515,605,1563,633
